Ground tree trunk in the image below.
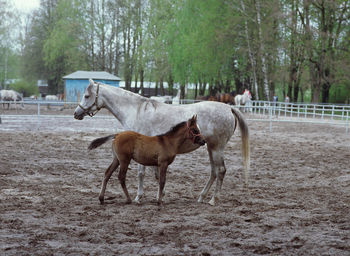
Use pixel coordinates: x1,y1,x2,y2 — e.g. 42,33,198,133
256,0,270,100
140,68,144,96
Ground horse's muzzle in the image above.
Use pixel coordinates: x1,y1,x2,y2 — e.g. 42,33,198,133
74,110,85,120
195,137,206,146
74,106,86,120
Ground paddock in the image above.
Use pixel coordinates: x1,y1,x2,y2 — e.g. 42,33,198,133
0,111,349,255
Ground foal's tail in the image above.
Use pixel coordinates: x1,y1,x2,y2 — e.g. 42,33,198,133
88,135,115,150
231,108,250,185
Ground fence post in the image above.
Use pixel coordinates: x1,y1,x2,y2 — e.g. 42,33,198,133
321,106,325,119
269,105,272,132
313,105,316,118
305,104,308,118
278,102,281,117
346,110,349,134
37,102,41,129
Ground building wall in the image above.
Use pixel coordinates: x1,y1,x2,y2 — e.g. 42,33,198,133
65,79,119,102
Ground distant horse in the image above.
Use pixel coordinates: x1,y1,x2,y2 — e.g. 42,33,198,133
197,91,236,105
216,92,236,104
150,95,172,103
172,89,181,105
74,79,250,206
88,115,206,205
0,89,24,109
234,89,252,111
45,95,59,101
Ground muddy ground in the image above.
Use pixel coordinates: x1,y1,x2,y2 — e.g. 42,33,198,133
0,110,349,255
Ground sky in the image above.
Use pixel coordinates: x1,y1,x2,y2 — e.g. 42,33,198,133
11,0,40,13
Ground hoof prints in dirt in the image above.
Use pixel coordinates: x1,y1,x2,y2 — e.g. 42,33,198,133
1,121,350,255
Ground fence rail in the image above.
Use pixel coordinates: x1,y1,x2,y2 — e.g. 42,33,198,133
1,99,349,133
241,101,349,133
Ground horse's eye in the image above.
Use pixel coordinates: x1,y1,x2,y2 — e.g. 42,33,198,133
192,129,199,134
84,95,89,99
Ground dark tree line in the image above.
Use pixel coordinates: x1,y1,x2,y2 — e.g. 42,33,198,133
1,0,349,103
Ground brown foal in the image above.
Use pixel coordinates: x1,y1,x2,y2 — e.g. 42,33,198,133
88,115,206,205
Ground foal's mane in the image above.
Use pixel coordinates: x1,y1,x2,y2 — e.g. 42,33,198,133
157,121,187,137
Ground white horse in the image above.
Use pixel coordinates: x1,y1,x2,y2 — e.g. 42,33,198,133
234,89,252,112
172,89,181,105
0,89,24,109
74,79,250,206
45,95,59,101
150,95,172,103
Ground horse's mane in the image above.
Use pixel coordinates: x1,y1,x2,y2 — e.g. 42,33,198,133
157,121,187,137
99,83,145,99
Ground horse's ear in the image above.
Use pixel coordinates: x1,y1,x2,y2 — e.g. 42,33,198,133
189,114,197,125
87,79,94,94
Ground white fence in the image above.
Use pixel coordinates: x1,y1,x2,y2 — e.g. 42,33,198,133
242,101,350,133
0,99,349,133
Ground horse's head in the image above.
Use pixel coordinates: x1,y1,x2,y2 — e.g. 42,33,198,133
74,79,102,120
187,115,206,146
244,89,252,99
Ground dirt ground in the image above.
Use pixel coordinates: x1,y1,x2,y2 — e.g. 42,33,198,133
0,110,349,255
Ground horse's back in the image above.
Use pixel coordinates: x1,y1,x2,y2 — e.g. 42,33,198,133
114,131,160,166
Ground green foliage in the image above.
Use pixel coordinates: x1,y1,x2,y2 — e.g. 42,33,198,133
43,0,88,73
10,80,38,97
3,0,350,102
329,84,350,104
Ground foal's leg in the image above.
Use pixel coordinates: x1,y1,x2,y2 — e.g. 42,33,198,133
99,158,119,204
135,164,146,203
157,164,168,204
118,161,132,204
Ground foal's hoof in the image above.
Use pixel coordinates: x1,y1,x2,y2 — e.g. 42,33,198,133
99,197,104,205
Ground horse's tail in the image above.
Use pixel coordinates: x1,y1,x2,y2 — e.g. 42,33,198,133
88,135,115,150
231,108,250,185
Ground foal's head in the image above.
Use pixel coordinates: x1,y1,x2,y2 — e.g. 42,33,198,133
185,115,206,146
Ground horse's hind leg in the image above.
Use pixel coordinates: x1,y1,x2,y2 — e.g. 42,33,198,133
198,148,217,203
209,155,226,206
198,148,226,206
99,157,119,204
118,161,132,204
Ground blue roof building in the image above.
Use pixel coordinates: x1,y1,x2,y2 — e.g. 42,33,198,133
63,71,121,102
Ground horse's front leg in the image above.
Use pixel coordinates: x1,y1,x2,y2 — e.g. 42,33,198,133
157,164,168,205
99,158,119,204
134,164,146,203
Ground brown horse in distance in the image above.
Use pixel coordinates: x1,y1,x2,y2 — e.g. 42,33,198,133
88,115,206,205
197,91,236,104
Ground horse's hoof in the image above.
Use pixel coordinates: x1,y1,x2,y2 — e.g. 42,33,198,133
134,195,143,204
197,196,204,203
126,199,132,204
208,198,216,206
99,199,104,205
